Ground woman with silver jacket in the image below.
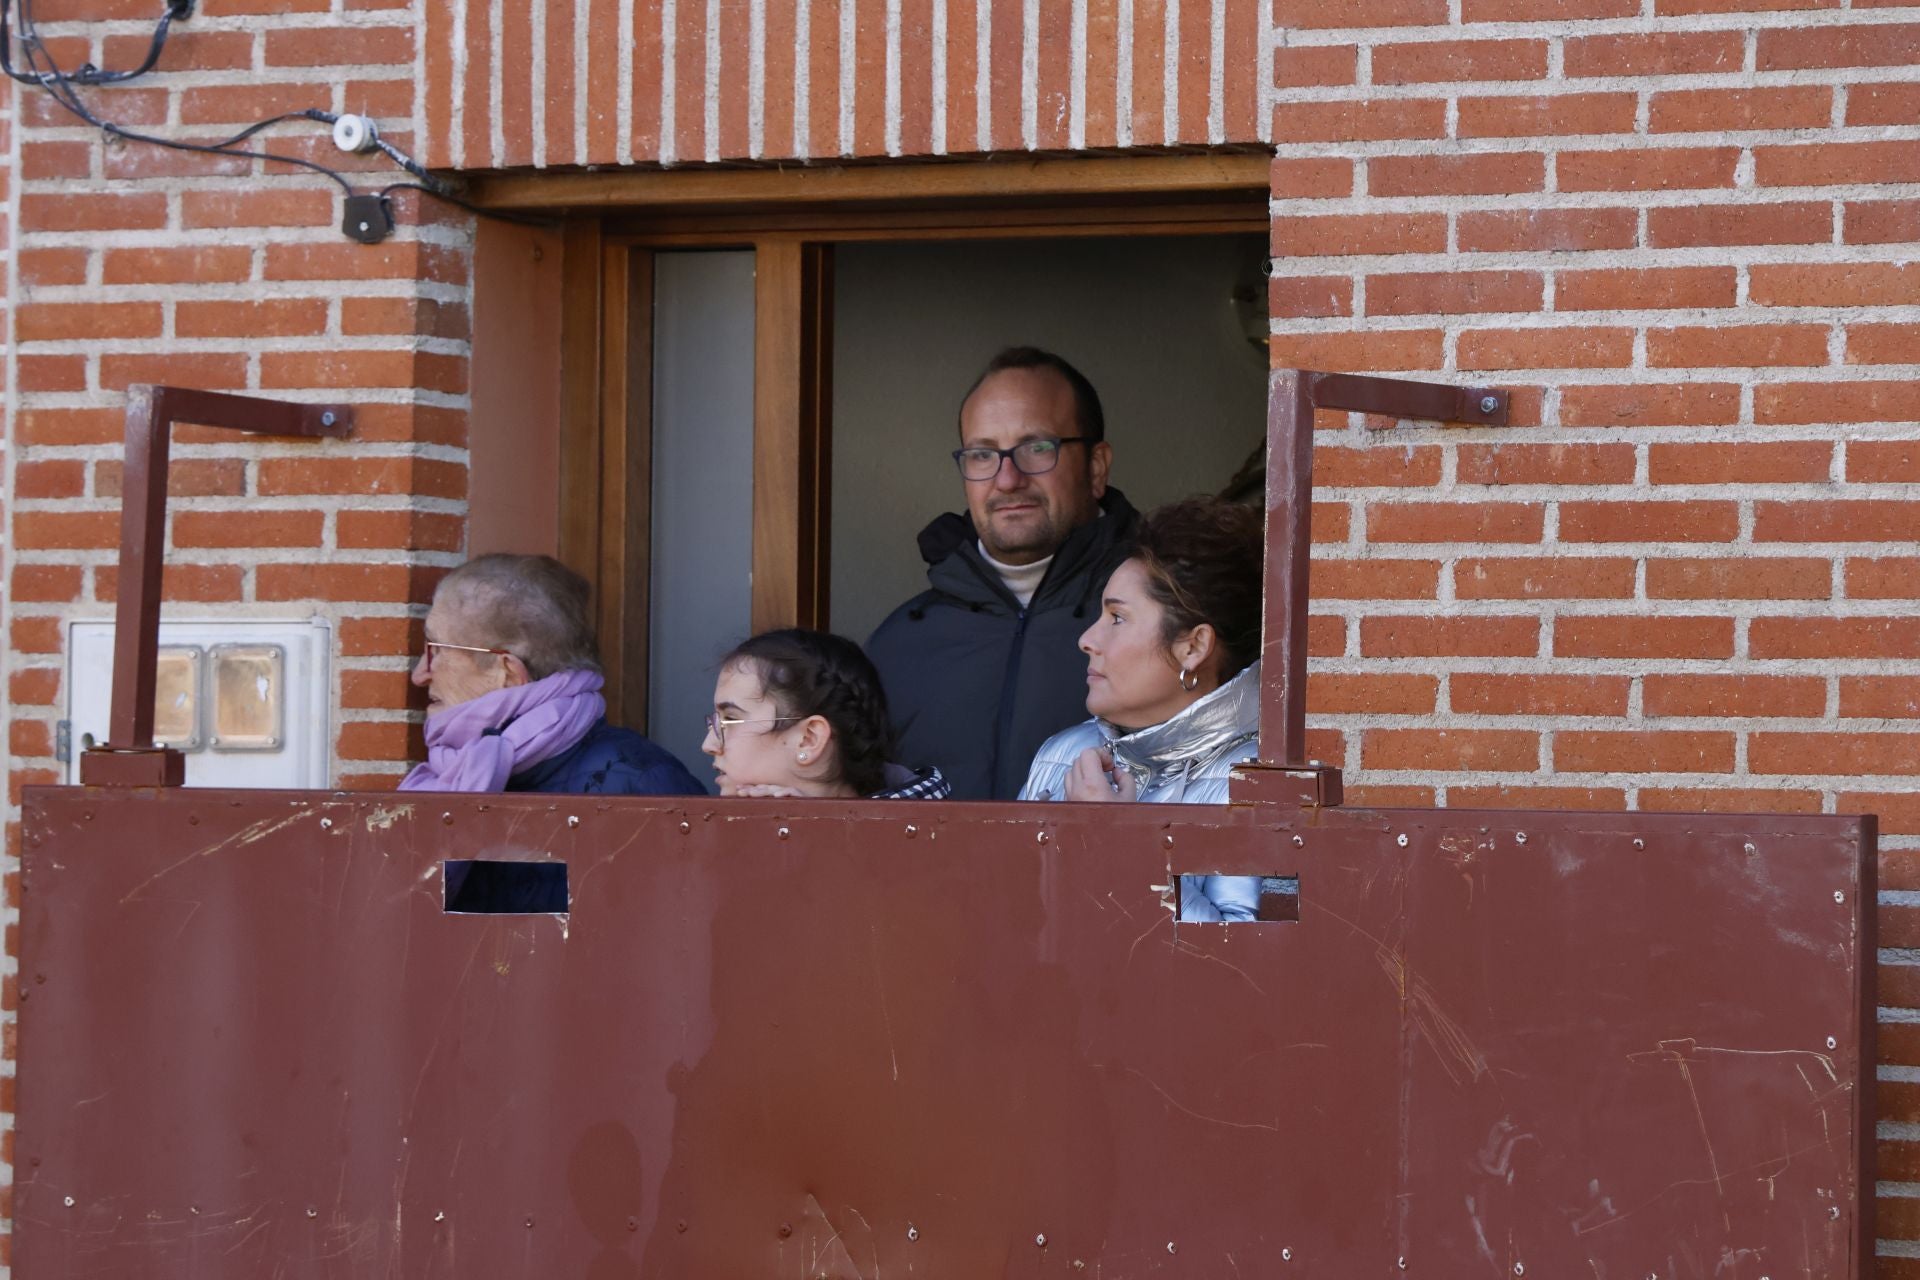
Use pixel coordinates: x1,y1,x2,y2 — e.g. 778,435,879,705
1018,496,1265,923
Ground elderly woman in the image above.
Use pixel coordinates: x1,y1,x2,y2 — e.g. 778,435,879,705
1018,497,1265,922
402,553,702,796
703,629,950,800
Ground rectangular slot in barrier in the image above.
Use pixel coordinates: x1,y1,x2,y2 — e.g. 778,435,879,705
443,860,569,915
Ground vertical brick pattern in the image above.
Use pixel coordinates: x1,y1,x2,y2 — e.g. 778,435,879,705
1256,7,1920,1270
424,0,1276,166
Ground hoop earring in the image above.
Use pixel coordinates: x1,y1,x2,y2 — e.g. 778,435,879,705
1179,667,1199,692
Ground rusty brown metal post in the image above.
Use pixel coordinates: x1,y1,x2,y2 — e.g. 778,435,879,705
1236,369,1509,808
79,386,353,789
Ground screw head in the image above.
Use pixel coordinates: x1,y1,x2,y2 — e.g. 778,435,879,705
779,1223,793,1238
777,826,790,840
1632,838,1645,850
321,411,337,427
1479,395,1499,414
1835,890,1846,904
1826,1036,1837,1049
676,1219,688,1233
1515,832,1528,845
319,817,332,830
1036,830,1049,845
1397,833,1409,847
1036,1234,1048,1247
1516,1265,1526,1277
1282,1248,1293,1261
1167,1242,1178,1255
567,815,581,829
306,1207,318,1218
907,1226,919,1241
435,1211,445,1222
905,824,917,837
1292,834,1304,846
64,1195,75,1207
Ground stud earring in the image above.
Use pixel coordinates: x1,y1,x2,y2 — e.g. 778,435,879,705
797,751,810,763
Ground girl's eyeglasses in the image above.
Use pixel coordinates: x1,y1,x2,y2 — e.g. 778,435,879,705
704,712,799,750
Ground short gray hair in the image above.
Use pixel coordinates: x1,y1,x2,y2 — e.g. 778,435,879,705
435,554,601,680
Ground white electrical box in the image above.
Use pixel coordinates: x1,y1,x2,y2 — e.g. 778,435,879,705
66,618,333,788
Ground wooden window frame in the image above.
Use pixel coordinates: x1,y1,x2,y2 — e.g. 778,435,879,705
483,152,1271,731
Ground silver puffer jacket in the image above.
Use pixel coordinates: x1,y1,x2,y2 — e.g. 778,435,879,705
1018,662,1263,923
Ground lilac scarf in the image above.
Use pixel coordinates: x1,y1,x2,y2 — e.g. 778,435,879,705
399,668,607,793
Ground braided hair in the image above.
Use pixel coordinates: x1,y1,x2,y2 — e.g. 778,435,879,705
720,629,895,796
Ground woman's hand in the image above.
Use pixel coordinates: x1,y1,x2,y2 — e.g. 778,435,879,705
1063,746,1138,803
731,783,808,798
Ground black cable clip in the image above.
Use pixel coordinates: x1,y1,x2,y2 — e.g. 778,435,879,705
341,193,394,244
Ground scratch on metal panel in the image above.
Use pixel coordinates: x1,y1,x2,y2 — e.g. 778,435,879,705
1092,1062,1281,1132
117,808,313,903
870,925,900,1083
364,804,412,832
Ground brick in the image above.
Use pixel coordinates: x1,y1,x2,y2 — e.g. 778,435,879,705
1846,793,1920,837
349,404,467,448
103,27,253,69
96,458,247,499
1758,23,1920,70
264,24,414,66
1638,787,1824,814
12,619,64,654
1556,267,1735,312
1754,500,1920,543
10,722,51,758
258,457,468,500
1359,615,1540,657
1564,31,1742,77
1452,673,1629,717
1307,673,1437,715
1846,200,1920,245
1646,557,1832,600
1751,263,1920,307
182,188,335,229
337,511,467,552
1456,92,1637,138
258,563,443,604
17,301,162,342
19,407,124,446
18,357,89,394
1646,203,1832,248
1456,327,1633,371
1558,147,1739,192
19,191,167,232
341,297,469,339
1312,503,1351,544
1648,441,1832,483
14,511,120,550
10,565,84,603
1750,617,1920,659
181,82,332,125
1554,731,1736,773
1272,46,1357,88
1559,498,1743,545
10,668,62,707
101,246,254,286
1465,0,1635,16
19,247,88,287
1643,675,1825,718
176,298,329,339
1312,558,1442,603
1449,785,1626,810
1649,86,1832,133
1270,214,1447,258
1646,324,1829,368
1659,0,1834,10
1364,729,1539,772
1309,615,1346,657
101,144,250,180
1462,443,1634,487
1269,275,1353,320
1750,732,1920,776
1848,324,1920,366
261,351,468,395
172,510,325,548
13,460,86,500
1455,556,1637,599
1756,142,1920,188
1344,785,1437,807
1369,153,1544,198
1367,502,1544,544
265,242,455,283
342,669,421,710
1458,207,1637,253
1271,0,1445,26
1270,157,1359,197
101,353,250,393
1269,99,1447,143
1850,82,1920,128
1848,558,1920,599
95,564,246,604
336,720,424,763
1313,445,1441,488
1372,39,1548,83
1558,384,1739,428
1268,329,1442,372
1368,271,1542,317
22,140,93,181
1554,615,1735,659
24,87,167,128
1758,382,1920,426
341,615,425,657
1849,442,1920,484
1841,677,1920,720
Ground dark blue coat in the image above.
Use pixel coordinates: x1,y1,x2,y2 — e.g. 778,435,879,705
505,718,706,797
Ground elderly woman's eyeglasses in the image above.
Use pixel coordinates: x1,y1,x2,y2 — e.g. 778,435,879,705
704,711,800,750
952,436,1089,482
421,640,514,672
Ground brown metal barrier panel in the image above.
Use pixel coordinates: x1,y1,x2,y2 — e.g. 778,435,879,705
16,790,1873,1278
16,376,1876,1276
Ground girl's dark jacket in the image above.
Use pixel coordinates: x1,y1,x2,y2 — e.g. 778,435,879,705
865,488,1140,801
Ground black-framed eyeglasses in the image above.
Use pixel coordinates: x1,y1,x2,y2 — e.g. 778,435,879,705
952,436,1089,481
704,711,800,750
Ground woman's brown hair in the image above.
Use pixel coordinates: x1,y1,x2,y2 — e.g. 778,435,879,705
1129,496,1266,683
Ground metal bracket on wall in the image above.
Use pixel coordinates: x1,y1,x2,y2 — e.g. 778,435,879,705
79,386,352,789
1232,369,1509,809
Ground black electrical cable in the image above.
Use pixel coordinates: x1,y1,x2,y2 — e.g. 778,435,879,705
380,183,559,229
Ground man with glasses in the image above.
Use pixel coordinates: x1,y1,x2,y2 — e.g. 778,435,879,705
867,346,1140,800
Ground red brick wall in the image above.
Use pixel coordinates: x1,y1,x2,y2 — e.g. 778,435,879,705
5,0,1919,1272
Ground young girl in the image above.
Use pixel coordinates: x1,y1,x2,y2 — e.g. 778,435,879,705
703,629,950,800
